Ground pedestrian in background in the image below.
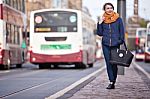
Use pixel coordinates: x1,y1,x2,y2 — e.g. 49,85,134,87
97,3,125,89
21,38,27,62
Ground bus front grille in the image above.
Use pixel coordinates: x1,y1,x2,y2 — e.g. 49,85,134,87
45,37,67,41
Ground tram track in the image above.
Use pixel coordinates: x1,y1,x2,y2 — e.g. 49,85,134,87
0,76,67,99
0,61,104,99
0,69,47,80
0,68,88,98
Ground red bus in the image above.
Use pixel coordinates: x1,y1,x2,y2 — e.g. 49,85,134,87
135,28,146,61
0,0,26,69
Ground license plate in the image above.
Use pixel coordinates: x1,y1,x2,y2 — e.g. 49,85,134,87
41,44,71,50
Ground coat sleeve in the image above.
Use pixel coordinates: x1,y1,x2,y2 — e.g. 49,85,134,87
96,22,103,36
119,18,125,44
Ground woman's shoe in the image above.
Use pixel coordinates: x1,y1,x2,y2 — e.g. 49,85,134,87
106,84,115,89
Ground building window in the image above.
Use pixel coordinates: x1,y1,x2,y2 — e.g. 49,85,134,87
13,0,17,9
53,0,61,8
6,23,11,43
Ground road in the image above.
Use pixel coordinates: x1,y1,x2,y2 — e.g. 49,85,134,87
134,60,150,73
0,60,105,99
0,59,149,99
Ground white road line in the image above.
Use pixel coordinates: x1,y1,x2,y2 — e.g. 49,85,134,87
45,66,105,99
133,61,150,79
0,70,47,81
0,70,10,73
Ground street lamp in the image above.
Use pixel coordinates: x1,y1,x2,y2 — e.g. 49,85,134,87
117,0,126,75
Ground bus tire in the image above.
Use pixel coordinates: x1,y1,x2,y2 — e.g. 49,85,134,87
75,62,86,69
39,63,50,69
53,64,58,68
39,64,45,69
4,59,11,70
16,64,22,68
88,63,93,68
144,59,149,63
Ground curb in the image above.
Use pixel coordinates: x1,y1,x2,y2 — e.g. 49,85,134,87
45,66,105,99
132,61,150,79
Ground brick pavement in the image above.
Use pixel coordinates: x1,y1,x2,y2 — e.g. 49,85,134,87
69,65,150,99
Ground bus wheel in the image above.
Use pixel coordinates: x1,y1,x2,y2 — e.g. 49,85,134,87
88,63,93,68
39,63,50,69
53,64,58,68
39,64,45,69
75,63,86,69
45,63,51,68
16,64,22,68
4,59,11,70
145,59,149,63
75,63,80,68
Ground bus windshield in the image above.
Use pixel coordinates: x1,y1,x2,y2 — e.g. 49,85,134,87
138,30,146,37
34,11,77,32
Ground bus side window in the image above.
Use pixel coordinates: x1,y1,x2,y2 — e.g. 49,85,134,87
6,23,11,43
11,25,15,44
17,27,20,44
14,26,18,44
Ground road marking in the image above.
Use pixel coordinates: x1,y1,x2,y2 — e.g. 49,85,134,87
133,61,150,79
45,66,105,99
0,70,10,74
1,69,89,98
0,70,47,81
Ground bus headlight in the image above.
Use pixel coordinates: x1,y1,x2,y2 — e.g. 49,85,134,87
0,55,2,58
32,58,36,61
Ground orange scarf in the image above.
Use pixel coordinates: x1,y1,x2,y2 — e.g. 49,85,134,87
103,12,119,24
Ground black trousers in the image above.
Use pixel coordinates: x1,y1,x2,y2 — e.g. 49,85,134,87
102,44,119,82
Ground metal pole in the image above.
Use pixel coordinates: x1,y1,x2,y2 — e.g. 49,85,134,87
117,0,126,75
117,0,126,27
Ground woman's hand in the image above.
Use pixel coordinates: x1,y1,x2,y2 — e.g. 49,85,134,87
98,16,105,24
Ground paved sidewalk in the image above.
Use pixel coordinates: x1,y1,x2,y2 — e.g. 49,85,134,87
68,65,150,99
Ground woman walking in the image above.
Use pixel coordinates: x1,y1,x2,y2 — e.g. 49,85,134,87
97,3,125,89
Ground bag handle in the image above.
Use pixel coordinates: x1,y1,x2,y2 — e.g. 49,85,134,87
123,41,128,51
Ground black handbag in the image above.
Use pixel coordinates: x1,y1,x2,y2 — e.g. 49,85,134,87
109,42,134,67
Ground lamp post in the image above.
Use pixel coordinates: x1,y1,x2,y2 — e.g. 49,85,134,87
117,0,126,75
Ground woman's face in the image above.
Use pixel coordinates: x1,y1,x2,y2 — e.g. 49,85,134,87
105,5,114,14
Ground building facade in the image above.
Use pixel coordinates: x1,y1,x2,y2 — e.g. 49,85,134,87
25,0,82,31
127,0,140,50
82,7,95,33
68,0,82,10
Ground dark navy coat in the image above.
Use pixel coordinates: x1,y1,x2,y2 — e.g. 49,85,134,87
97,17,125,46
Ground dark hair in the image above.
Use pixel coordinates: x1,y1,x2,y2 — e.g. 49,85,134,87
103,3,114,10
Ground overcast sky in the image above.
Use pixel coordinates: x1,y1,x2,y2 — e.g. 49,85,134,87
83,0,150,22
